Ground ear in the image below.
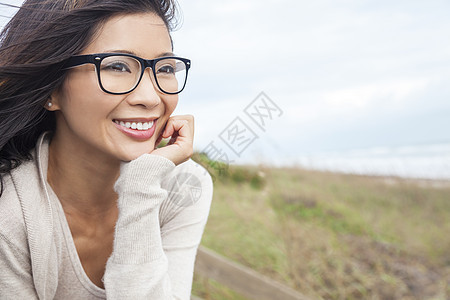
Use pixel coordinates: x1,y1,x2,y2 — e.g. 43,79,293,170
45,89,62,111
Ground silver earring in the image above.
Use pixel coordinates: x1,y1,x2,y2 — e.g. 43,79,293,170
47,102,53,107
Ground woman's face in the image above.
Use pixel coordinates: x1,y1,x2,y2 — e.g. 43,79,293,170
51,13,177,162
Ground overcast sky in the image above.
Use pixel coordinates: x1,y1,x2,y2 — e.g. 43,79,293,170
170,0,450,165
2,0,450,165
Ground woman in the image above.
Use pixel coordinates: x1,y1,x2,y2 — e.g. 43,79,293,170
0,0,213,299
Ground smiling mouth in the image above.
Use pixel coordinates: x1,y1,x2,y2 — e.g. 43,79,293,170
112,118,159,141
113,119,156,131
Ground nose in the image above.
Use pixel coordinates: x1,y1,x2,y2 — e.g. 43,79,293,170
125,68,161,109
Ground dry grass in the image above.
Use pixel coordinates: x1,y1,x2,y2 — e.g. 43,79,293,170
191,156,450,299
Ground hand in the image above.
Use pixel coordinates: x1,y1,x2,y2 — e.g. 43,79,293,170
151,115,194,165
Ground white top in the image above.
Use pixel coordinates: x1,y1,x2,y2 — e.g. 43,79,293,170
0,133,213,299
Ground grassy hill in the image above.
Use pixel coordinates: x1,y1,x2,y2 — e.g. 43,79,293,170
191,153,450,299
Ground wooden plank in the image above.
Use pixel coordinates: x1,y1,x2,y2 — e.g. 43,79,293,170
194,246,309,300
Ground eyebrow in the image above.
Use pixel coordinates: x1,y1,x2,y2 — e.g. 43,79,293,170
105,49,176,58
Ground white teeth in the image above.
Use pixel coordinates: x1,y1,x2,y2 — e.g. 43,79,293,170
115,120,154,131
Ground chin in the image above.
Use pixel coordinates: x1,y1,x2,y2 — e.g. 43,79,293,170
114,141,156,162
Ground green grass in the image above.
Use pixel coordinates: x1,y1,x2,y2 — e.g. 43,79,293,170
192,273,248,300
191,157,450,299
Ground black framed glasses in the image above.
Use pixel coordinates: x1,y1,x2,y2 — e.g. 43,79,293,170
64,53,191,95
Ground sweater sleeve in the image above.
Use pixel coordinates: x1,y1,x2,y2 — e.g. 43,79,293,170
0,232,39,299
103,154,213,300
159,159,213,299
0,175,39,299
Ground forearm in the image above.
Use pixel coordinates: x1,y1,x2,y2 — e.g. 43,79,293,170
104,154,176,299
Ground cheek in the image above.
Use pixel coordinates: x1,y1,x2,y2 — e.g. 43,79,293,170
57,73,113,127
164,96,178,115
157,96,178,135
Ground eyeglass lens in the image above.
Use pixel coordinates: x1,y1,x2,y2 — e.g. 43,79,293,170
99,56,187,94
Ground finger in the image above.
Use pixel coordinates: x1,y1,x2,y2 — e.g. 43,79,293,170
167,115,194,138
162,119,190,139
149,117,194,165
167,131,178,145
154,132,163,148
161,119,175,139
171,120,191,144
181,115,194,138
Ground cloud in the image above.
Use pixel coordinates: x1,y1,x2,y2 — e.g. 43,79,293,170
322,78,431,110
2,0,450,164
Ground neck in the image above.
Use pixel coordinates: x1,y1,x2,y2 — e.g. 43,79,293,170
47,132,120,219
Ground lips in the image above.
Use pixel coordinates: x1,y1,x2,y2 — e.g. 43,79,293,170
112,118,158,140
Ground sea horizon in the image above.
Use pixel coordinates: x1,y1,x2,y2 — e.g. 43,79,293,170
234,141,450,181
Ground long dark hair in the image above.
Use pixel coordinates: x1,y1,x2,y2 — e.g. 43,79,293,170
0,0,178,196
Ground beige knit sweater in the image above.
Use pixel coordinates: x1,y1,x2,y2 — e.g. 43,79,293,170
0,133,213,299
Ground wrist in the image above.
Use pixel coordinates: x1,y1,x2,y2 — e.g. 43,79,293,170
114,154,175,195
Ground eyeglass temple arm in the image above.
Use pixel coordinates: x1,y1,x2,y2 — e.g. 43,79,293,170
63,55,95,69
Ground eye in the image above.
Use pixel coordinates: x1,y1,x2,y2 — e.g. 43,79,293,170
157,64,175,75
102,61,132,73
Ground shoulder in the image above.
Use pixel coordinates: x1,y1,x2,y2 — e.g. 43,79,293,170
169,158,213,187
163,158,213,205
159,159,213,225
0,151,42,253
0,172,29,253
